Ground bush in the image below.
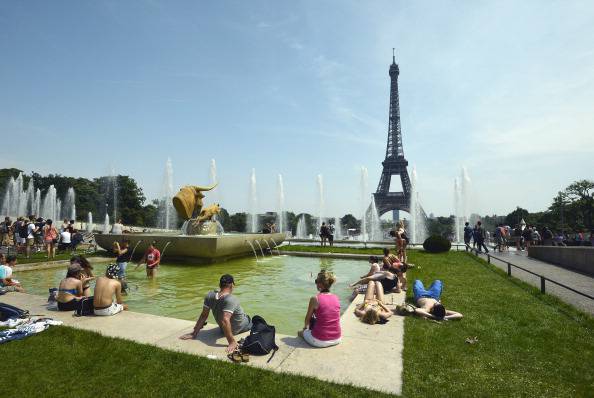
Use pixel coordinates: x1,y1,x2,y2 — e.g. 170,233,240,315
423,235,451,253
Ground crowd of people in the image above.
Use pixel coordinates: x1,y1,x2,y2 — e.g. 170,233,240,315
463,220,594,253
178,237,461,353
0,216,85,259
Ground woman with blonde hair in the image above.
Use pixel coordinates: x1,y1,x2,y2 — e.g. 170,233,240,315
298,270,342,348
354,281,393,324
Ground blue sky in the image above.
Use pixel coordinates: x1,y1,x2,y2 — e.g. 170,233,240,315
1,1,593,217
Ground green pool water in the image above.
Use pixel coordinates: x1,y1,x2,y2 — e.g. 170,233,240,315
15,255,368,334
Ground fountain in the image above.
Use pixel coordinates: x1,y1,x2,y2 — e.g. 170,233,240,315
209,159,219,204
333,216,344,240
368,196,383,241
3,180,52,221
103,214,110,234
316,174,325,231
460,167,470,225
157,158,177,230
276,174,286,234
87,212,94,233
247,169,258,233
41,185,59,221
296,215,307,239
110,167,118,221
360,166,369,241
94,179,286,263
63,187,76,220
409,166,427,244
454,178,461,243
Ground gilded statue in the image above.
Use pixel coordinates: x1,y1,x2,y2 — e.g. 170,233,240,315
172,183,218,220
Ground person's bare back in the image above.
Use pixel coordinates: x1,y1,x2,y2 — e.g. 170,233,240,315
93,276,127,309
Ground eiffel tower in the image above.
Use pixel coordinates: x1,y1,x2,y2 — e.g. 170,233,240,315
373,50,412,219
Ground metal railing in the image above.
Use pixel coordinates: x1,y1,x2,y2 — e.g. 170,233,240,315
468,246,594,301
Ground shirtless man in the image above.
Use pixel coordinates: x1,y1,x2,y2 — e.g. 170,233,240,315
93,263,128,316
412,280,462,320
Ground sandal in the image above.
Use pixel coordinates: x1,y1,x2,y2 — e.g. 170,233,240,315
240,352,250,362
228,350,243,363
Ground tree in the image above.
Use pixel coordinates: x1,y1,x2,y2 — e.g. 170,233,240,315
426,216,454,239
341,214,360,230
229,212,247,232
564,180,594,230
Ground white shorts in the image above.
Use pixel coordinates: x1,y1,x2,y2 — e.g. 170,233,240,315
94,302,124,316
302,329,341,348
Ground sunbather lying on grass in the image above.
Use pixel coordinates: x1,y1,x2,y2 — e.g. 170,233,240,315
412,280,462,321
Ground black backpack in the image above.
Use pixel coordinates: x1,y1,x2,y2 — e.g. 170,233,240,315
0,303,30,321
74,297,94,316
242,315,279,355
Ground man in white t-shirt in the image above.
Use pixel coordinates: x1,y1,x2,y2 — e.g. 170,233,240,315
111,219,124,235
59,228,72,253
25,216,38,258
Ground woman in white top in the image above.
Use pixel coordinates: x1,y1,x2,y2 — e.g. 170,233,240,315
59,227,72,253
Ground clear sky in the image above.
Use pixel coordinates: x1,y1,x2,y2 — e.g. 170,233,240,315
1,1,593,218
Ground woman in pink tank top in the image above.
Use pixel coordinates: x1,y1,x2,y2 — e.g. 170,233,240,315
298,270,342,348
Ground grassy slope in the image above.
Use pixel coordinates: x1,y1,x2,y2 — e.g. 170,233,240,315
402,250,594,397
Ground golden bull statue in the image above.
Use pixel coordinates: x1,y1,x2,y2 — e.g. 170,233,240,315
172,183,218,221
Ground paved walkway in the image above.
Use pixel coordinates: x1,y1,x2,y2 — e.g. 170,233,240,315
473,249,594,315
0,291,405,395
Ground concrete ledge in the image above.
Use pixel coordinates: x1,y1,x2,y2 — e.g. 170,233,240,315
528,246,594,276
14,257,113,272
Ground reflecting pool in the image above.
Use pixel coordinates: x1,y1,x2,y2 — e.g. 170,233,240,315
16,255,368,334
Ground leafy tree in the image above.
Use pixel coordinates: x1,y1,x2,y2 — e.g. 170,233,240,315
229,212,247,232
341,214,360,230
426,216,454,239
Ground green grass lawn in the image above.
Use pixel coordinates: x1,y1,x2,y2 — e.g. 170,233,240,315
2,249,593,397
0,326,388,398
402,250,594,397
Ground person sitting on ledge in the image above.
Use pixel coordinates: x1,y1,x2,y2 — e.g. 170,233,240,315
93,264,128,316
412,279,463,321
0,254,25,293
354,281,392,325
71,255,95,297
350,266,401,294
179,274,252,353
298,270,341,348
383,247,407,291
56,263,87,311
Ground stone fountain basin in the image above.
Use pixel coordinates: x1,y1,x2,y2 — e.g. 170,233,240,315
94,232,286,263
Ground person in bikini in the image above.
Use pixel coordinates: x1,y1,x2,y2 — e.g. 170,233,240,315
71,255,95,297
412,279,463,321
354,280,393,325
56,263,86,311
383,247,407,291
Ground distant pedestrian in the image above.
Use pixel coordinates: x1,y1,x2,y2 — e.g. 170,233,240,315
0,217,11,246
319,222,330,247
475,221,489,253
328,223,335,247
463,222,473,251
542,227,553,246
522,226,533,250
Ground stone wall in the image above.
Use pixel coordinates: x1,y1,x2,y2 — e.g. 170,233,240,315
528,246,594,276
